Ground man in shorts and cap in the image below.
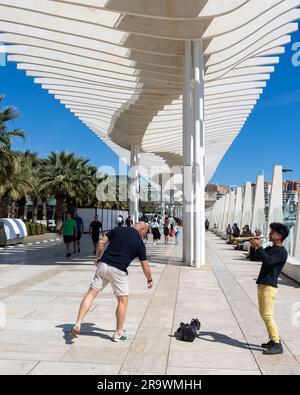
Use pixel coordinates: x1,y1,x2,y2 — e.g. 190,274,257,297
71,221,153,341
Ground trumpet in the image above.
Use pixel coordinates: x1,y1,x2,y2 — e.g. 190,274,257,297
233,236,265,241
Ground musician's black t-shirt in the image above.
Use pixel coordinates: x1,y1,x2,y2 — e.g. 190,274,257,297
255,246,288,288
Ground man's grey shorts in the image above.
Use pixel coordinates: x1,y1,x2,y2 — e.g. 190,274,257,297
90,262,129,296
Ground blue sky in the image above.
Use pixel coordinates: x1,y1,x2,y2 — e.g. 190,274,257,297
1,29,300,186
211,29,300,185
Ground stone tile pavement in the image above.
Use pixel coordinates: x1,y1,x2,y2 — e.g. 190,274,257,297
0,232,299,375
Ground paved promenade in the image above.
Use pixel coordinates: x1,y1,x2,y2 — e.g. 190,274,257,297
0,232,299,375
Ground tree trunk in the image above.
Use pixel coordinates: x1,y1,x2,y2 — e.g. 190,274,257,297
32,197,38,223
42,201,47,221
24,204,28,220
66,196,76,214
55,195,65,232
18,196,26,219
0,194,9,218
10,201,16,218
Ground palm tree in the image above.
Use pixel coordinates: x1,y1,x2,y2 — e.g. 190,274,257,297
0,96,25,185
38,151,98,230
0,153,31,217
15,151,41,220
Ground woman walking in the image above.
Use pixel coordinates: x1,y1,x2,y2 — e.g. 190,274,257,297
174,222,180,245
163,216,170,244
151,218,160,245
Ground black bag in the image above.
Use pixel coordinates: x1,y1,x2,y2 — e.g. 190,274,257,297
175,318,201,342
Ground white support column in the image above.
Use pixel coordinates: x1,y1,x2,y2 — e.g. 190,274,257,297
219,195,226,231
215,198,223,231
221,194,230,232
251,175,266,233
228,191,236,226
193,40,205,267
234,187,243,228
159,173,166,220
293,191,300,258
211,203,216,228
241,182,253,228
267,165,284,228
129,144,140,224
183,41,194,266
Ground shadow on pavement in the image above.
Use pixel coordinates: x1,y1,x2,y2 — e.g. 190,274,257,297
57,323,115,344
197,331,263,351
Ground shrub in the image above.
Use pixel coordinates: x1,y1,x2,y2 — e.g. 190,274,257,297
25,222,30,236
28,223,36,236
35,223,42,235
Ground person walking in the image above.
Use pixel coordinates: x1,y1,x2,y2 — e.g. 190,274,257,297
140,213,149,242
163,216,170,244
73,213,84,253
89,215,103,254
116,214,124,227
174,222,180,245
205,219,210,231
125,216,133,228
151,217,160,245
62,212,77,258
71,221,153,342
250,222,289,355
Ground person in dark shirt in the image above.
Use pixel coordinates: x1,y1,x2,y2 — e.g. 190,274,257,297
125,216,133,228
205,219,209,231
250,222,289,355
235,224,252,250
73,213,84,253
71,221,153,342
228,223,240,244
232,223,240,238
89,215,103,254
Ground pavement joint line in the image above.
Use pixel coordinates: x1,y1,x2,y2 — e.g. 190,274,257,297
206,233,300,373
117,261,167,375
206,239,263,375
118,243,180,375
165,257,182,375
26,360,41,376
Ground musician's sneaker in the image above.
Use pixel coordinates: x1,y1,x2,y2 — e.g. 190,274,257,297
263,340,283,355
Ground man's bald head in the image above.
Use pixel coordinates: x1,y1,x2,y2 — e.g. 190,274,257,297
134,221,149,237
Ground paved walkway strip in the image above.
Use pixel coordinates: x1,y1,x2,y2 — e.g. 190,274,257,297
0,233,299,374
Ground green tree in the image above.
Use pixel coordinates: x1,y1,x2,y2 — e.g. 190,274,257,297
38,151,98,230
14,151,44,221
0,153,31,217
0,96,25,186
0,97,25,217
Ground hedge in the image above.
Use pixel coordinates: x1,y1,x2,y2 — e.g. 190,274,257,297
25,222,47,236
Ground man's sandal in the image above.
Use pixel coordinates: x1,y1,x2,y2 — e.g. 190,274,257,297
71,325,80,338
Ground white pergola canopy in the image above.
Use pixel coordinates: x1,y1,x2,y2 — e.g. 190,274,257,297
0,0,299,181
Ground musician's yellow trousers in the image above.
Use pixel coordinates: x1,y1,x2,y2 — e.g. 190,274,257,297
257,284,280,343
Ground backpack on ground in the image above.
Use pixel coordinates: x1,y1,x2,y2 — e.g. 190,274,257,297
175,318,201,342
